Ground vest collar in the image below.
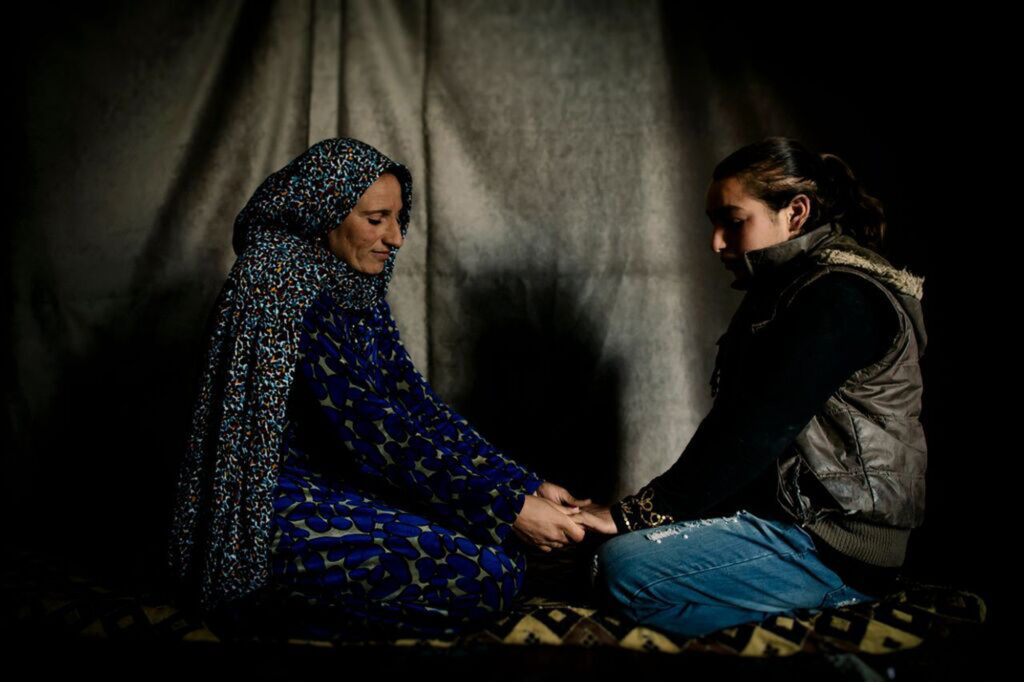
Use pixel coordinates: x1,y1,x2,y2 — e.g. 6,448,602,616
733,221,841,290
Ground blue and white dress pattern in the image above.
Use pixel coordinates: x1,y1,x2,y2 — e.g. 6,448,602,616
269,288,543,633
168,138,542,631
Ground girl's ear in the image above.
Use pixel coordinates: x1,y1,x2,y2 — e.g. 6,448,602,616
788,194,812,235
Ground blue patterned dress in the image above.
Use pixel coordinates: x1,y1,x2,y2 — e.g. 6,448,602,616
267,286,544,635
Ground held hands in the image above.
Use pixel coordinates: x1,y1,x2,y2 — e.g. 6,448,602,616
512,495,585,552
534,480,620,536
535,481,591,510
512,481,619,551
511,481,589,552
575,503,619,535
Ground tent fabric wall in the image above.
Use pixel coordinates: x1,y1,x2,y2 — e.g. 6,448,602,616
8,1,858,570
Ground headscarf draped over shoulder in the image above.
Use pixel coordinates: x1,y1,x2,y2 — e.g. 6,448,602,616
167,138,413,611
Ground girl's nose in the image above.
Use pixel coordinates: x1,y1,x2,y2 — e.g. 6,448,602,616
711,226,726,254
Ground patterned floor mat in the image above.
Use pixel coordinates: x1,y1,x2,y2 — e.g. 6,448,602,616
1,542,986,658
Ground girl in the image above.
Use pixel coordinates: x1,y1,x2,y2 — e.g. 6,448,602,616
579,137,927,638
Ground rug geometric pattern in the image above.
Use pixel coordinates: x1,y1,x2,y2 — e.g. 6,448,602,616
1,544,985,657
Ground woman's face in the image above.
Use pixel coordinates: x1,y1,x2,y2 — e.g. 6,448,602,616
326,173,404,274
705,175,808,281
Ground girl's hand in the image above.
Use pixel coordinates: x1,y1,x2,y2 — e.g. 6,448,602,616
535,481,592,514
575,503,619,535
513,495,586,551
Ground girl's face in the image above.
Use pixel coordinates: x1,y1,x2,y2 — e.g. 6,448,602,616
704,175,808,281
327,173,404,274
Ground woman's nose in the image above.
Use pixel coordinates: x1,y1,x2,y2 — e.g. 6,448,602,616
384,219,403,249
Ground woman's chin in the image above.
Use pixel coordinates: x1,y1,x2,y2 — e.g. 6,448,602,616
349,261,386,275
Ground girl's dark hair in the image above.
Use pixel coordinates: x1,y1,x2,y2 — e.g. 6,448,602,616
712,137,886,252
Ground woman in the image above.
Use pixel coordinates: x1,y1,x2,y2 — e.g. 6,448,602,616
578,137,927,638
167,138,587,637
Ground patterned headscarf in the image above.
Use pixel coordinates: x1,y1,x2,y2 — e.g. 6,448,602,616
167,138,413,612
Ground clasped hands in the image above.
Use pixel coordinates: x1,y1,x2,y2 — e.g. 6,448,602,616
511,481,618,551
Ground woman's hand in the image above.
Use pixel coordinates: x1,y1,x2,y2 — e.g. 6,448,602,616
575,503,619,535
513,495,586,552
535,481,591,513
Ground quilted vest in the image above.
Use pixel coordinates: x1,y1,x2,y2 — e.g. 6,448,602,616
712,222,928,566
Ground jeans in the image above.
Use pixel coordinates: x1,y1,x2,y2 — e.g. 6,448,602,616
593,509,877,638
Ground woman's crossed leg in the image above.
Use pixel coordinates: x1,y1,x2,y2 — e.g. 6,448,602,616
268,464,528,637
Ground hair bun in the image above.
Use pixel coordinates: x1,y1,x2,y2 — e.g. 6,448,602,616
818,154,841,199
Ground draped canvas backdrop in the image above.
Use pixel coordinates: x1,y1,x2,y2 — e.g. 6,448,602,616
8,0,999,603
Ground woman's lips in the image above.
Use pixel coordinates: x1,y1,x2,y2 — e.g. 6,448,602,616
371,250,390,260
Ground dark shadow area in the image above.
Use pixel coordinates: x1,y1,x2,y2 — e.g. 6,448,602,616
20,280,213,594
450,272,624,505
6,0,297,599
9,633,1001,681
656,6,739,424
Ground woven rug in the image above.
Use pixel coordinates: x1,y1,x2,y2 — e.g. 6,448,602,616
2,542,985,659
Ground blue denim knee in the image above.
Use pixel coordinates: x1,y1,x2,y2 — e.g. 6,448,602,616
589,510,877,636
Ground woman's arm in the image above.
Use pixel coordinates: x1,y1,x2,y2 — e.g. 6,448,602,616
291,320,522,547
291,299,583,548
587,273,900,534
376,304,593,515
376,301,546,497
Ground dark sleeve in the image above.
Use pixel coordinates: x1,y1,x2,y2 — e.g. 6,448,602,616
612,273,900,532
